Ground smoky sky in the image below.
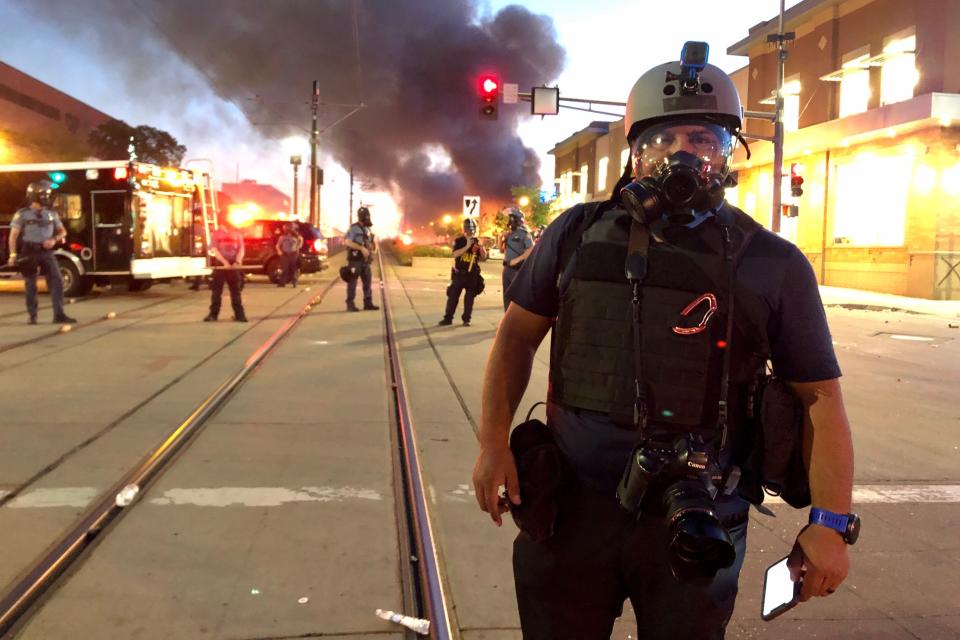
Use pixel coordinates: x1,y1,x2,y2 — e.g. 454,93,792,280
18,0,565,223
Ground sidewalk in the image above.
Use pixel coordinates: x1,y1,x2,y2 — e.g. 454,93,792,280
820,285,960,319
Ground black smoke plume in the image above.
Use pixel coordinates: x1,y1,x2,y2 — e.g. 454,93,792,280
17,0,565,225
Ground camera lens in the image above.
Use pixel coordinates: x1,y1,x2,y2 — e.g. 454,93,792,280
662,480,735,581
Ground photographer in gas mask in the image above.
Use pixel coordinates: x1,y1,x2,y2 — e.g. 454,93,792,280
500,207,534,311
472,42,855,639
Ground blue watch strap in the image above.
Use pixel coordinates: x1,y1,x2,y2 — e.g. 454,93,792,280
809,507,849,533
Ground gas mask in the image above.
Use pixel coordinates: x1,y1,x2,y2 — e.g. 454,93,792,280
620,119,734,225
357,207,372,227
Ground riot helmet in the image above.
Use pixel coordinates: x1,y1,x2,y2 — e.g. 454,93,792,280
506,207,524,231
620,42,742,224
463,217,478,235
26,180,55,207
357,206,372,227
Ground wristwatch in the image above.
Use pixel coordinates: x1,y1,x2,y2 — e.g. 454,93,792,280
809,507,860,545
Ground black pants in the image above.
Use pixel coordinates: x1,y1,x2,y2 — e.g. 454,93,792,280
443,271,480,323
20,247,66,319
502,264,519,311
209,268,245,318
513,483,748,640
346,262,373,306
280,253,299,285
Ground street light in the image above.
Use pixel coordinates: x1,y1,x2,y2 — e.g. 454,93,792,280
517,195,530,207
290,155,302,217
442,214,453,225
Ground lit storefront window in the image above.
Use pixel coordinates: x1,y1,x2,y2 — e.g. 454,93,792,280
839,54,871,118
580,163,589,197
782,80,801,132
621,147,630,173
880,34,918,107
597,156,609,193
832,150,912,247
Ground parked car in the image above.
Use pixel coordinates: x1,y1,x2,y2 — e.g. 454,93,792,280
238,220,328,283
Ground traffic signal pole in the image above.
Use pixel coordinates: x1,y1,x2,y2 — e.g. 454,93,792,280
309,80,320,229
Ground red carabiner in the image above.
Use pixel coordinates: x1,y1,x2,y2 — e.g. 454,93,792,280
672,293,718,335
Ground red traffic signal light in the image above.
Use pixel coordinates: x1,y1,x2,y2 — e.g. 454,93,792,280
478,73,500,120
790,163,804,198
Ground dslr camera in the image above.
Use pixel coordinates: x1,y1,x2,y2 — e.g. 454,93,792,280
617,434,736,581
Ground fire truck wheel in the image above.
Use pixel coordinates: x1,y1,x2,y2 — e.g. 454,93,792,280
58,259,92,297
266,257,283,284
128,278,153,292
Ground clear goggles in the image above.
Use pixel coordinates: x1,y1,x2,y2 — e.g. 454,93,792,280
631,119,735,179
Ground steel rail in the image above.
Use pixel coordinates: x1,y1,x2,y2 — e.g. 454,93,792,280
375,247,454,639
0,277,338,637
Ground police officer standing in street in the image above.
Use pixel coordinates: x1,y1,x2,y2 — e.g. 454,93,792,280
472,43,856,639
343,206,378,312
204,219,248,322
6,180,76,325
275,222,302,287
439,217,486,326
500,207,534,311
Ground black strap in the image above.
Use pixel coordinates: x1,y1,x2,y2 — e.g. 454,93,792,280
626,221,651,434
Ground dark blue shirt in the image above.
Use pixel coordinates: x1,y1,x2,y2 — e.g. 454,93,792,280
506,202,842,502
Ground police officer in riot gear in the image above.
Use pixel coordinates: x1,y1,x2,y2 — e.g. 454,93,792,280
500,207,534,311
439,217,486,326
343,206,378,312
6,180,77,325
275,222,302,287
472,43,855,639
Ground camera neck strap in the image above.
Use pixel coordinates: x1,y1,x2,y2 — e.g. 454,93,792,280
625,220,651,436
715,217,735,456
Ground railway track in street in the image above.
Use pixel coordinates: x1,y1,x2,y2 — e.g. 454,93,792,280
0,257,457,639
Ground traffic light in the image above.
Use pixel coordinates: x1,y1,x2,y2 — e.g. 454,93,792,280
478,73,500,120
790,163,804,198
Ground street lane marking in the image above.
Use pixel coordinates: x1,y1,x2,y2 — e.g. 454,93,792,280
762,484,960,506
7,487,99,509
4,486,381,509
148,486,383,507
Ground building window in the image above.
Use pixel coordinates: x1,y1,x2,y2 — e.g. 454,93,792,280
597,157,609,193
880,32,918,107
580,163,589,196
782,80,801,132
620,147,630,173
832,150,912,246
839,50,871,118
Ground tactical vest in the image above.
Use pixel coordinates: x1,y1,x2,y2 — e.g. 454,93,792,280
347,224,371,264
550,203,770,447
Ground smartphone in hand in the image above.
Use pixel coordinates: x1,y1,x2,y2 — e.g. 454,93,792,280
761,555,802,621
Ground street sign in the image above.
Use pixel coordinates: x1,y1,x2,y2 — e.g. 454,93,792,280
532,86,560,115
503,83,519,104
462,195,480,217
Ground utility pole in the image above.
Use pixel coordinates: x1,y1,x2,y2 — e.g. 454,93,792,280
349,166,354,225
769,0,792,233
309,80,320,228
290,155,301,217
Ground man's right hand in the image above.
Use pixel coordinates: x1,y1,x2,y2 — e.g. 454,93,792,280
472,445,521,526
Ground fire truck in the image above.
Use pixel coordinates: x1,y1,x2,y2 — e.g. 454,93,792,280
0,160,217,296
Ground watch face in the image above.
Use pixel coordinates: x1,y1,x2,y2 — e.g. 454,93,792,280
846,514,861,545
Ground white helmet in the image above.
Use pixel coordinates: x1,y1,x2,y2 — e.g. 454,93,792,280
624,60,742,144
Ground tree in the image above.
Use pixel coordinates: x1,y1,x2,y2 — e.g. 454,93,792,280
88,119,187,166
510,185,554,230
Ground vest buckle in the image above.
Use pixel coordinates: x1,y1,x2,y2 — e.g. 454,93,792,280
672,292,718,336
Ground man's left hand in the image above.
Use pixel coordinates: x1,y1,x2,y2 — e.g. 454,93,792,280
787,524,850,601
42,238,57,249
